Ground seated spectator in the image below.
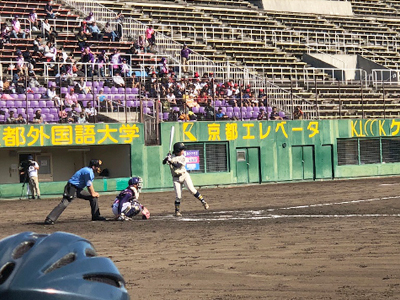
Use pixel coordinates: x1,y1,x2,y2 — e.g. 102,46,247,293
44,41,57,62
89,21,102,41
102,22,118,42
75,77,90,94
28,76,41,89
204,101,215,121
270,106,283,120
257,108,268,120
15,113,27,124
29,9,40,32
84,102,97,122
6,111,16,124
1,23,11,47
96,49,108,77
112,72,125,88
168,108,180,121
44,0,60,19
33,36,45,58
166,89,177,107
32,109,45,124
11,16,26,39
65,88,79,108
96,88,113,112
58,108,68,123
120,59,132,77
46,84,63,107
197,91,209,107
77,112,88,124
293,106,304,120
70,104,80,122
216,107,229,120
42,18,58,44
76,29,88,50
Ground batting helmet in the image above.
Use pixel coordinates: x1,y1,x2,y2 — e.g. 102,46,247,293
27,155,33,161
0,231,130,300
173,142,186,154
128,177,143,191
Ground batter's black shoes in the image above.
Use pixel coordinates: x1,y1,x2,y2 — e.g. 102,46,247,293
44,218,55,225
92,216,106,221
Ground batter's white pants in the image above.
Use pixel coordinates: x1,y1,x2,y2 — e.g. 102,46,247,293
173,172,197,201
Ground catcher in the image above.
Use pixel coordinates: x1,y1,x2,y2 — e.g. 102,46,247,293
163,142,209,217
111,177,150,220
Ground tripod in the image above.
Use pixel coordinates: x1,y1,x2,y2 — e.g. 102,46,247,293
19,173,30,200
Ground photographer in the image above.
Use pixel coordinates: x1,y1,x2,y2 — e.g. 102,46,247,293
20,155,41,199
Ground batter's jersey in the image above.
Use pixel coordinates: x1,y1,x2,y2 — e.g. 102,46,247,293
169,154,187,177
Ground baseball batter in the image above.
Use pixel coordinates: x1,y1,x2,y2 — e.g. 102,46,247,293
163,142,209,216
111,177,149,220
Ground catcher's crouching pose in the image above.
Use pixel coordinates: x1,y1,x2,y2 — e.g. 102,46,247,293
112,177,150,220
163,142,209,217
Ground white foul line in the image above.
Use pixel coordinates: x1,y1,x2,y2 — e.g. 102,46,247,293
150,195,400,222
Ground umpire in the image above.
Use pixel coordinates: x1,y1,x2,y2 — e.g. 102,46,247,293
44,159,106,225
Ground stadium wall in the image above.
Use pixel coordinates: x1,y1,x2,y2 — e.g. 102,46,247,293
0,119,399,198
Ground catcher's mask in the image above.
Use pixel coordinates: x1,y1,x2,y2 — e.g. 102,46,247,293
0,231,130,300
89,159,102,174
128,177,143,191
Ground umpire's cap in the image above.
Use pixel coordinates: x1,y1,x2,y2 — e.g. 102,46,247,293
173,142,186,154
0,231,130,300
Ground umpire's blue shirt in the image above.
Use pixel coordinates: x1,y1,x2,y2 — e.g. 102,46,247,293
68,167,94,189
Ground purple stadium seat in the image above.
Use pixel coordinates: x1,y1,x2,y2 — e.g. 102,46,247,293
17,108,25,115
10,94,18,99
221,107,227,113
50,108,58,114
199,107,205,114
172,107,180,112
31,87,39,93
163,112,169,120
61,87,68,94
233,107,240,113
234,112,241,119
38,87,47,94
41,108,50,114
126,101,134,108
132,88,139,94
6,101,15,108
143,107,151,114
14,100,23,107
0,115,4,123
103,87,111,94
252,111,259,119
86,82,92,87
253,107,260,113
118,87,125,94
46,101,55,107
192,106,199,114
34,93,42,100
17,94,26,100
279,111,286,118
226,107,233,113
267,106,272,113
65,108,72,113
111,87,118,94
0,100,6,107
38,100,47,108
125,88,132,94
215,100,222,107
93,81,100,88
27,94,34,101
226,111,233,119
27,108,34,115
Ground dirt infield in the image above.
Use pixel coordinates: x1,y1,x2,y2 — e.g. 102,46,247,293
1,177,400,299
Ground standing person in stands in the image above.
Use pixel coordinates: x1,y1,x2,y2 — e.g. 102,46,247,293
115,11,124,41
110,48,122,75
96,49,108,77
181,44,192,74
145,25,156,50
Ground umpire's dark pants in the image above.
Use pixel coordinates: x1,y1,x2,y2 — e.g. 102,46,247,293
46,182,101,222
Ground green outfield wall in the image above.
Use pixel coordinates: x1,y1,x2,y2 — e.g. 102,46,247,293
0,119,399,198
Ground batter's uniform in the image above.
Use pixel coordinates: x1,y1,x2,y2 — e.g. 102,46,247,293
45,166,104,223
163,153,208,215
28,161,40,199
112,186,143,220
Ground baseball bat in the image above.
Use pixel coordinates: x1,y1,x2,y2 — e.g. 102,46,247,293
168,126,175,154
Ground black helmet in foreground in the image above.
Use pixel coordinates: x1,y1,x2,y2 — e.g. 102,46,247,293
173,142,186,154
0,231,130,300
